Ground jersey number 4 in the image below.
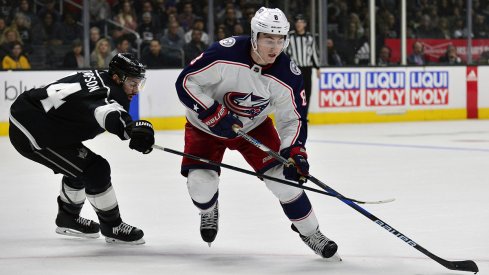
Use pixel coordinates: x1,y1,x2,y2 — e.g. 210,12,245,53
40,83,82,112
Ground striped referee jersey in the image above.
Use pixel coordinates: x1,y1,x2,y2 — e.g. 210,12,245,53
286,30,320,68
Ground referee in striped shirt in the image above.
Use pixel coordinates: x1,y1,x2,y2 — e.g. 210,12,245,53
286,14,320,116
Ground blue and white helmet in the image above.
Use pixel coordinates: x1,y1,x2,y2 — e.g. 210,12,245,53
250,7,290,51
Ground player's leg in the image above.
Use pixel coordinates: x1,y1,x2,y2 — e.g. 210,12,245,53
237,118,339,258
81,154,144,244
9,124,143,244
182,122,225,245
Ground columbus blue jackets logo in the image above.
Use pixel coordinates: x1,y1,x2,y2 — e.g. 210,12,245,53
223,92,269,118
219,37,236,47
290,61,301,75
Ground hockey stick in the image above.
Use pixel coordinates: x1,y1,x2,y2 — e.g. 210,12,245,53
232,127,479,273
152,144,392,204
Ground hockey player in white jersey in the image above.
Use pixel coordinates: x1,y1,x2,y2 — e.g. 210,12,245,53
175,7,339,259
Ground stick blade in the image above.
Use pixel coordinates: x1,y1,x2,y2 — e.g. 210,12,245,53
444,260,479,273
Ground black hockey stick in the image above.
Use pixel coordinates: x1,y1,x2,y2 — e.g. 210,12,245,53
152,145,393,204
232,127,479,273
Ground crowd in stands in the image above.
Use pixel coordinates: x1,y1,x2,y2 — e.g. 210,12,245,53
1,0,489,70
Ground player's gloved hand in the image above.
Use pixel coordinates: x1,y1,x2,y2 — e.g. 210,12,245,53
126,120,155,154
280,146,309,184
198,101,243,138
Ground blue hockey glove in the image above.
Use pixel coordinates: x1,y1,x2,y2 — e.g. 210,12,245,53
126,120,155,154
281,146,309,184
198,101,243,138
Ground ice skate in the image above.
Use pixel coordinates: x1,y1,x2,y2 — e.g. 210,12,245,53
101,221,145,245
200,202,219,246
292,224,341,261
55,212,100,239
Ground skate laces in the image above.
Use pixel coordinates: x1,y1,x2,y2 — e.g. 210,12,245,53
302,229,331,254
113,222,134,235
75,216,92,227
200,205,218,229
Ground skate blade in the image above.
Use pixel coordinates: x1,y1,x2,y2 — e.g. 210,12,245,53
323,252,342,262
207,242,212,247
56,227,100,239
104,237,145,245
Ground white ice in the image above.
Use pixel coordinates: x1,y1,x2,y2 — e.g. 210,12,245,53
0,120,488,275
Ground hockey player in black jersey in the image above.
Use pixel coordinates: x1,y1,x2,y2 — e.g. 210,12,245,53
8,53,155,244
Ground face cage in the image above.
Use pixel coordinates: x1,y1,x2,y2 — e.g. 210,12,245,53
122,76,147,93
251,31,290,53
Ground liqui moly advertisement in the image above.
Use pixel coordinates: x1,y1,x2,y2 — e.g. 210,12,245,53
314,67,466,113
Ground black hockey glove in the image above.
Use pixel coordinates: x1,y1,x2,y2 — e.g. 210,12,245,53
198,101,243,138
126,120,155,154
280,146,309,184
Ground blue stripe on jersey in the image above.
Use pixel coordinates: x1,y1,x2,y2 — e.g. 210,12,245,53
129,94,139,120
280,192,312,220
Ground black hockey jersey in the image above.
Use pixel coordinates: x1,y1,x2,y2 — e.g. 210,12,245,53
9,70,132,149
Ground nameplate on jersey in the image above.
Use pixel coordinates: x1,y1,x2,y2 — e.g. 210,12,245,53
251,64,262,74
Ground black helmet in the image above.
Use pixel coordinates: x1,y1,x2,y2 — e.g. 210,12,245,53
109,53,146,81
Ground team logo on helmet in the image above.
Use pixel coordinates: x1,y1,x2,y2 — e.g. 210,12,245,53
290,60,301,75
223,92,269,118
219,37,236,47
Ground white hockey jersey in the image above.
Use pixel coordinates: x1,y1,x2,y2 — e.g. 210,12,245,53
175,36,308,150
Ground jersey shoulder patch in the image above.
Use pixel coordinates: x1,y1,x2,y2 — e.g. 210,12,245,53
219,37,236,47
290,60,301,75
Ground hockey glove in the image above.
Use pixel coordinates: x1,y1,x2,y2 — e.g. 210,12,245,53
198,101,243,138
126,120,155,154
281,146,309,184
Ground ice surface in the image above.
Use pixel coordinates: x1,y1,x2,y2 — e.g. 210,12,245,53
1,120,487,275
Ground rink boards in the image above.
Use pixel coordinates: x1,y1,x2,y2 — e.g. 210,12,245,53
1,66,488,135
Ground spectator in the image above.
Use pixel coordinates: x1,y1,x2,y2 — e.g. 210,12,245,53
14,0,38,26
416,14,437,38
377,45,393,66
183,29,207,65
31,12,62,45
110,35,134,59
184,17,209,45
90,37,111,69
141,39,167,68
160,21,185,65
137,12,159,52
114,0,138,33
473,14,489,38
90,0,111,29
478,50,489,65
452,18,469,39
154,0,169,30
0,27,23,58
59,13,82,45
177,1,196,32
37,0,61,23
62,39,84,69
326,38,343,66
233,23,244,36
439,45,462,64
89,26,101,53
10,12,32,53
218,6,239,36
215,26,226,40
437,17,451,39
0,17,6,35
0,0,13,21
138,0,161,29
163,13,185,38
407,41,427,65
2,41,30,69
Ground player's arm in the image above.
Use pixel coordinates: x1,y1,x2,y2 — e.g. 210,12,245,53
94,100,154,154
273,76,309,182
175,43,222,115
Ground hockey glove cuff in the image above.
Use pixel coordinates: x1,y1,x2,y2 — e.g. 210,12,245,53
126,120,155,154
198,101,243,139
281,146,309,183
